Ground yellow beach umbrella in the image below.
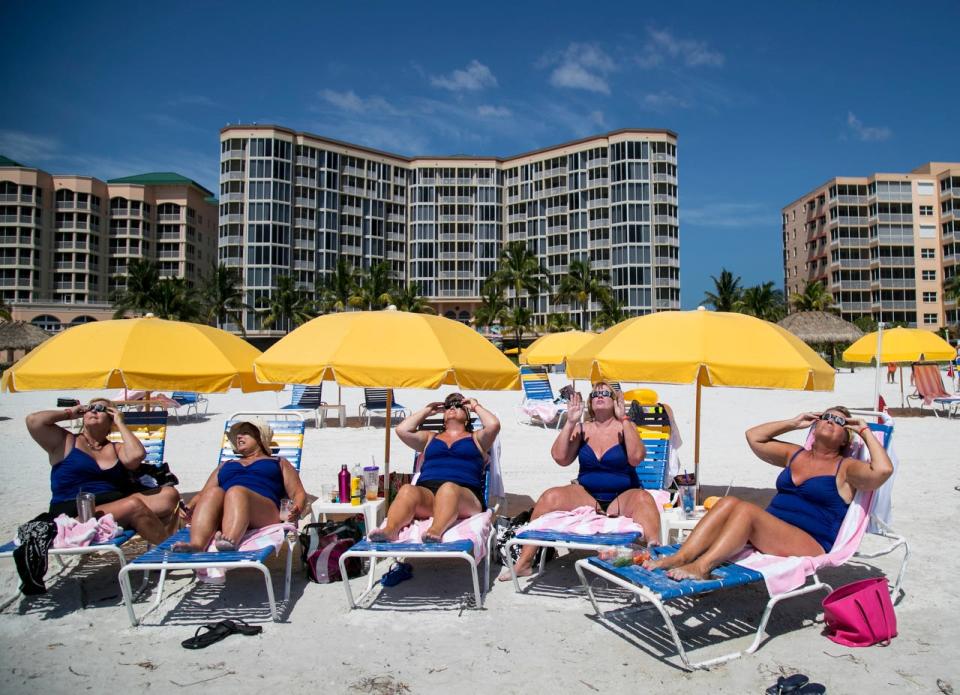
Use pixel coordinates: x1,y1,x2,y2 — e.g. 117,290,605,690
566,308,834,489
1,315,278,394
504,347,525,357
523,330,597,366
254,310,520,497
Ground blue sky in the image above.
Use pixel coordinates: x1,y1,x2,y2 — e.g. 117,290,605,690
2,1,958,308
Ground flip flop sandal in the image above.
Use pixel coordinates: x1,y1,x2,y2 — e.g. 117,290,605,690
181,619,262,649
380,562,413,587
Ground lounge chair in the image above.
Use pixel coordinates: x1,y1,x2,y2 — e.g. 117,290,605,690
338,433,503,609
502,409,674,592
0,410,173,597
117,411,306,625
359,388,409,427
906,362,960,418
573,410,908,670
281,384,326,427
518,365,567,428
170,391,208,423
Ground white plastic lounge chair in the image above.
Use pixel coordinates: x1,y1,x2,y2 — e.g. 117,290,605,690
573,410,908,670
117,411,305,625
359,388,409,427
518,365,567,428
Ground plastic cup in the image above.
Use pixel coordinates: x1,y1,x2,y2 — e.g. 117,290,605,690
76,491,95,523
679,485,696,518
279,498,294,522
363,466,379,501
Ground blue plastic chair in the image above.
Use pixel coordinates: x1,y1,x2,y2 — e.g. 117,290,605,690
170,391,208,423
359,388,409,427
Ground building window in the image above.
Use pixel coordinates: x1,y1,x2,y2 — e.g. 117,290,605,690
921,248,936,259
923,313,938,325
917,181,935,196
919,205,934,216
922,270,936,281
922,291,937,302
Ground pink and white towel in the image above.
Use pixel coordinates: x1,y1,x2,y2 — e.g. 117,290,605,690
198,522,296,584
520,402,563,425
521,492,671,540
370,510,494,561
52,513,123,548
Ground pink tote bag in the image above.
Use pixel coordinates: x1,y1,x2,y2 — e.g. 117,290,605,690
822,577,897,647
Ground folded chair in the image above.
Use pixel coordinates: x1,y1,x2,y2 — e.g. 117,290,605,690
359,388,409,427
0,410,173,595
170,391,209,423
281,384,326,426
574,410,907,670
518,365,567,428
907,362,960,418
339,435,503,609
117,411,306,625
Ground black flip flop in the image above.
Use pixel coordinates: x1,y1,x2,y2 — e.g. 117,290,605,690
181,619,262,649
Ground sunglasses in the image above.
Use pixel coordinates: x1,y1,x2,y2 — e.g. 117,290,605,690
819,412,847,427
589,390,613,399
445,401,465,410
88,403,108,413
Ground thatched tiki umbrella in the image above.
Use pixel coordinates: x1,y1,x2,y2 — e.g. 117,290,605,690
778,311,863,368
0,320,51,365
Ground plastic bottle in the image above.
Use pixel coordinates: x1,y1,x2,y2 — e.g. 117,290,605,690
338,464,350,504
350,463,363,505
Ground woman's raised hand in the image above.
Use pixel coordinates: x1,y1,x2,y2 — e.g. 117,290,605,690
566,392,584,423
425,401,445,415
844,415,868,435
106,406,124,426
463,397,479,412
613,391,627,420
790,412,819,429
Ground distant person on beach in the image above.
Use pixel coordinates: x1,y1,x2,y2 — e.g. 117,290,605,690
172,419,308,552
887,363,897,383
369,392,500,542
503,381,661,580
27,398,180,544
644,407,893,580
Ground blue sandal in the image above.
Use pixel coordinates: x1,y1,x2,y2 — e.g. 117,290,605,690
380,561,413,587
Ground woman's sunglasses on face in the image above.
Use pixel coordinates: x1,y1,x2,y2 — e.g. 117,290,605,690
819,412,846,427
589,390,613,399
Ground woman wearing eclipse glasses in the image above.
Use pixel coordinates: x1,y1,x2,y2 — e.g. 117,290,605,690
369,392,501,543
25,398,180,544
644,406,893,580
504,381,661,580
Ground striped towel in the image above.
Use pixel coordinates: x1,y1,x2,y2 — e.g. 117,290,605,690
375,511,494,561
521,494,670,539
198,522,296,584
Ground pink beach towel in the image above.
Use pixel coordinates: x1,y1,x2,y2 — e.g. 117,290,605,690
370,510,494,561
521,402,562,424
198,522,296,584
522,491,671,540
52,513,123,548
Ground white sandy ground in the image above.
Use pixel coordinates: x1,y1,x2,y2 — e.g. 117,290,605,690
0,369,957,694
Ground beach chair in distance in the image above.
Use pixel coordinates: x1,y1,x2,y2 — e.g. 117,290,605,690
170,391,208,423
281,384,326,427
518,365,566,429
906,362,960,418
574,410,908,670
117,411,306,625
359,388,409,427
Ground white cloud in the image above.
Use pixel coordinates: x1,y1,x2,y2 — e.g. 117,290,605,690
543,43,616,95
477,105,512,118
637,28,724,69
846,112,892,142
0,130,60,163
683,202,773,228
430,60,498,91
318,89,399,115
641,91,690,111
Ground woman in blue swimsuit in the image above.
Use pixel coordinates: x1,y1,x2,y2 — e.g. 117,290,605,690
645,407,894,580
27,398,180,544
505,382,661,580
370,392,500,542
172,419,308,552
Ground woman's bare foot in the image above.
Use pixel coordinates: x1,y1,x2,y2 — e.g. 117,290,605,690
666,562,713,581
497,561,534,581
214,532,237,551
422,528,443,543
170,541,200,553
642,552,687,571
368,527,398,542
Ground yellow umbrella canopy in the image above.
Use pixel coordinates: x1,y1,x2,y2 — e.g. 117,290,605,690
523,330,597,366
1,316,278,393
842,326,955,364
566,308,834,488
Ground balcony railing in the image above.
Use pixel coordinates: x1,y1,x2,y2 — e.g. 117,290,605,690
652,174,677,185
655,256,680,268
587,218,609,230
587,198,609,209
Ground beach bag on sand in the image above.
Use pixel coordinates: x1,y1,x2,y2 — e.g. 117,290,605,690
300,520,363,583
822,577,897,647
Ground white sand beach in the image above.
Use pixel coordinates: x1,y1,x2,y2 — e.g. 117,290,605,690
0,369,957,694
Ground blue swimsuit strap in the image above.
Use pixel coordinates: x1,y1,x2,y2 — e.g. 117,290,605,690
787,447,845,477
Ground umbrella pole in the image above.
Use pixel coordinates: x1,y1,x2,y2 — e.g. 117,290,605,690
900,366,904,408
694,379,702,504
384,388,393,511
873,323,884,410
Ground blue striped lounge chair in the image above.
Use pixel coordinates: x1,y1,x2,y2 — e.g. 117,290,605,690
359,388,409,427
338,434,503,609
503,415,673,592
170,391,209,423
518,365,567,429
0,410,171,596
573,410,908,670
281,384,326,426
117,411,306,625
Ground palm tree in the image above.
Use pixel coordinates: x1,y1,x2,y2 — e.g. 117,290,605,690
502,303,535,351
149,277,203,321
593,293,627,330
111,258,160,318
259,275,315,331
554,258,611,330
702,269,743,312
201,263,248,333
473,282,509,332
393,282,435,314
0,295,11,321
945,274,960,310
350,262,395,310
544,312,576,333
790,280,836,312
317,257,358,313
737,281,786,322
491,241,547,308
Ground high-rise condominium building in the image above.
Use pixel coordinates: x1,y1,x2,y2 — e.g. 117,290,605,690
218,126,680,336
0,157,218,331
782,162,960,329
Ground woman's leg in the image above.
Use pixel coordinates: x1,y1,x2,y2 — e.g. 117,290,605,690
217,486,282,549
96,495,170,545
368,484,435,541
644,496,744,570
171,487,224,551
608,489,662,545
132,487,180,535
501,483,598,580
423,483,482,542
